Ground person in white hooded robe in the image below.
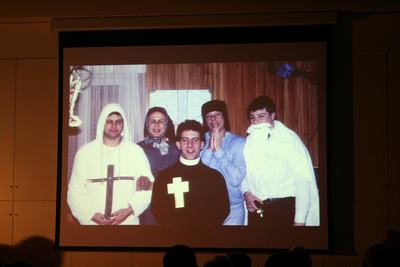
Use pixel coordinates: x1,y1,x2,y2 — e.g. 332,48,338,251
67,103,154,225
241,96,319,227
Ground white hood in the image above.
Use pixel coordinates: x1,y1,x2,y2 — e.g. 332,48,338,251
95,103,131,143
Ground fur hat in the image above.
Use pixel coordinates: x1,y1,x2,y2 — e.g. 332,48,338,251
201,100,230,131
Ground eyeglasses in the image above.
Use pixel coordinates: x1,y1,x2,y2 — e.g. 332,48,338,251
148,119,166,125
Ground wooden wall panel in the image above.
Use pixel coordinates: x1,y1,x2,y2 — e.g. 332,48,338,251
321,255,361,267
354,202,388,252
13,201,56,244
353,13,400,51
0,23,57,59
146,62,319,165
71,252,132,267
388,204,400,230
132,252,163,267
388,52,400,228
0,201,13,245
14,59,58,200
146,64,211,90
388,51,400,204
0,60,15,200
213,62,262,136
60,252,72,267
353,52,387,204
353,51,389,251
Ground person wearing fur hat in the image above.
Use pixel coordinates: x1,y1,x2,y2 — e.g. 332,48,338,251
200,100,247,225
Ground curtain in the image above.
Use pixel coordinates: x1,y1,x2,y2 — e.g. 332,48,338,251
68,65,147,178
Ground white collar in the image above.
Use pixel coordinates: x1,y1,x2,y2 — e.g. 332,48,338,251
179,156,200,166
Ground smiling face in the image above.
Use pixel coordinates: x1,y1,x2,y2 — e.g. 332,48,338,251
103,113,124,145
176,130,204,160
147,111,167,138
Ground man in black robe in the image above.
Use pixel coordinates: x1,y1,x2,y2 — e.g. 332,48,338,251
152,120,229,226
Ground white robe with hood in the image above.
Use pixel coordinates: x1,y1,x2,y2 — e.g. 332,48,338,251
67,103,154,225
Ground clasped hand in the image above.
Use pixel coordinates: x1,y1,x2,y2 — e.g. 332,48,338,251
91,206,134,225
208,122,223,152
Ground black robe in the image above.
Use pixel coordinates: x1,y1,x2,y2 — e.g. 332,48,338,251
151,160,230,226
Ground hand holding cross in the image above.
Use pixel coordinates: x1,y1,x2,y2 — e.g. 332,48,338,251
87,164,135,224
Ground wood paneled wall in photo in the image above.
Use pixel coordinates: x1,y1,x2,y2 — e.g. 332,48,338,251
146,62,319,166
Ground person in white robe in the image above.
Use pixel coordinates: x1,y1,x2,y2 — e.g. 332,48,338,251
241,96,319,226
67,103,154,225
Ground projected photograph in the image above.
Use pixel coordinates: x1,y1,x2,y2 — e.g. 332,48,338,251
57,38,328,250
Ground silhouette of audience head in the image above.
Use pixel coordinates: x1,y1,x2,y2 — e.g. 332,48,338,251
163,244,198,267
290,246,312,267
1,236,64,267
227,252,251,267
383,229,400,252
203,255,233,267
265,251,295,267
0,244,15,266
363,242,396,267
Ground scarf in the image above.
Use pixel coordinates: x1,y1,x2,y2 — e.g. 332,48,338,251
144,136,170,155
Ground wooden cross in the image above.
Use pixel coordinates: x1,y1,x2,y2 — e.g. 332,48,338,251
167,177,189,208
87,164,134,219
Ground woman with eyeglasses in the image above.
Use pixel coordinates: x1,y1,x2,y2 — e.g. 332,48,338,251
137,106,180,225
